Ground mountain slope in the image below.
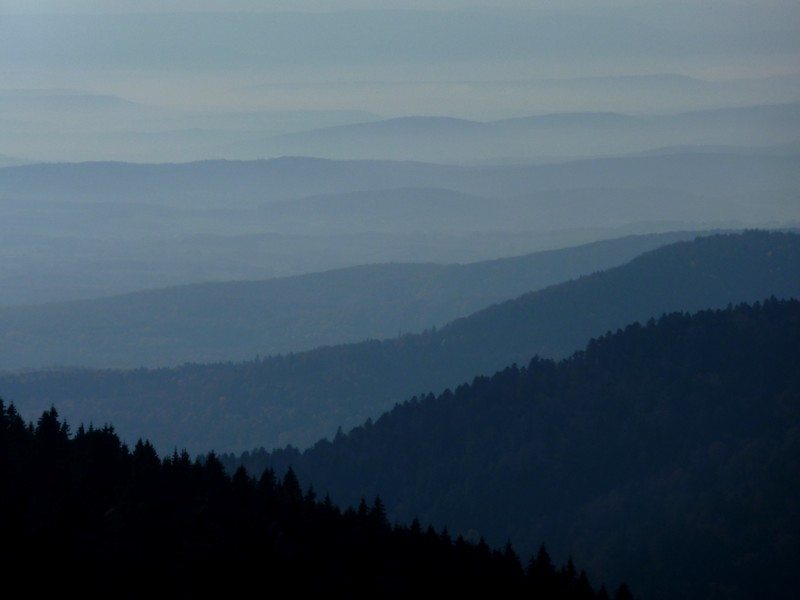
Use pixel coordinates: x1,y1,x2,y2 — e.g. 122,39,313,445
0,232,697,369
0,402,623,598
236,299,800,600
2,230,798,455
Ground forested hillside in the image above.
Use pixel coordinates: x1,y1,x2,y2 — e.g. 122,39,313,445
229,298,800,600
3,230,798,454
4,4,796,597
0,401,630,598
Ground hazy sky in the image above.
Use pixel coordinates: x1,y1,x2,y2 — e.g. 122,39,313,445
1,1,799,118
2,1,797,12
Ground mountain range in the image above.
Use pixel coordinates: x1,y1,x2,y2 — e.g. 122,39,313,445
234,102,800,163
3,230,797,455
4,149,796,306
0,232,699,369
2,146,797,207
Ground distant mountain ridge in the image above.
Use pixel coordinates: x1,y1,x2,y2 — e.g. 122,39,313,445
2,148,797,206
0,232,699,369
2,230,798,455
4,80,799,164
236,102,800,163
2,148,796,306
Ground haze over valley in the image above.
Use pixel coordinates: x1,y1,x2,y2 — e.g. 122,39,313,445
2,2,798,305
1,2,799,598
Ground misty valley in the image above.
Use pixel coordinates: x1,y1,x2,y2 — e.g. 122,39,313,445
2,3,800,599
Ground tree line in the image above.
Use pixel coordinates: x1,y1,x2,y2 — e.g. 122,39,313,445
0,400,631,598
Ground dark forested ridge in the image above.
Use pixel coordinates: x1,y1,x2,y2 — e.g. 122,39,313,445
0,402,629,599
227,298,800,600
3,230,799,454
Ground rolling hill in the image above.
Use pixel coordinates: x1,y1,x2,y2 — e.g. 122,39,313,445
0,232,698,369
1,149,797,207
234,103,800,163
2,150,795,305
2,230,797,455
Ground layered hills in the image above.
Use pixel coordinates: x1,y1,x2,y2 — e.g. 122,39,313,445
237,102,800,163
2,150,797,305
0,232,697,369
2,150,796,207
3,230,798,455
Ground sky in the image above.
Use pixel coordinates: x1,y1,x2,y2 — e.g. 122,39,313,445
1,1,660,12
1,0,798,161
2,1,797,12
2,2,798,108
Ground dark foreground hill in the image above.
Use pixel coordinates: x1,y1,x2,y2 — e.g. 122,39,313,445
231,298,800,600
0,403,629,599
3,230,799,454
